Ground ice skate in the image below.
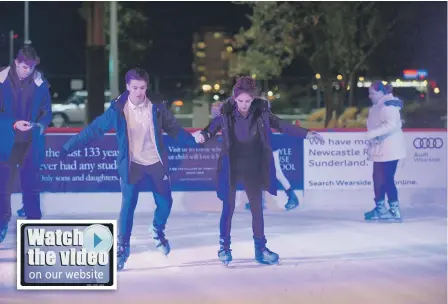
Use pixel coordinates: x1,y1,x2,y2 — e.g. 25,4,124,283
117,237,130,271
16,206,26,217
149,226,171,256
254,237,279,265
284,188,299,211
364,200,390,221
0,224,8,244
379,201,403,222
218,237,232,266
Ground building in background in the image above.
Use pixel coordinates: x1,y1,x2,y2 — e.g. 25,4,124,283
192,27,234,99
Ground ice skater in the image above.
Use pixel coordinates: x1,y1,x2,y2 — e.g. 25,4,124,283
60,68,196,270
194,76,325,265
0,46,52,244
364,81,406,222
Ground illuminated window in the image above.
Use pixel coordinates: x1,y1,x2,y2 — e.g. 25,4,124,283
214,32,222,38
196,51,206,58
226,46,233,53
197,42,206,49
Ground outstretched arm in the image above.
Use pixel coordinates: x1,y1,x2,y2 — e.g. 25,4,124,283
269,113,325,144
269,113,309,138
200,116,222,142
161,103,195,145
62,105,115,154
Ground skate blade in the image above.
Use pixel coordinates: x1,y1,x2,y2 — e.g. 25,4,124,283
255,259,280,265
285,205,299,211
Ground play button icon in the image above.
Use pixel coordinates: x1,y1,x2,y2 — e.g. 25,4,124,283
83,224,113,253
94,233,102,248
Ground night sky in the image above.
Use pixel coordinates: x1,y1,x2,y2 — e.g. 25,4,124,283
0,1,446,96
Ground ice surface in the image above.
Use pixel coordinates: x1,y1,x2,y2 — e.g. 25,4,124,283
0,189,447,303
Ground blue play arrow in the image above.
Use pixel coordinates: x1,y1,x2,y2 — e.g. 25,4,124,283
94,233,102,248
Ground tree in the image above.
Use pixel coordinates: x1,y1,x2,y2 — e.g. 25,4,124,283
103,3,152,84
232,2,400,126
79,2,152,124
80,2,152,91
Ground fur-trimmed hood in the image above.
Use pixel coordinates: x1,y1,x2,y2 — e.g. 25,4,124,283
210,97,271,119
0,66,45,87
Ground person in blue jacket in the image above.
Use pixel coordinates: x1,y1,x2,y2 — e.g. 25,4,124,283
0,46,52,244
60,68,196,270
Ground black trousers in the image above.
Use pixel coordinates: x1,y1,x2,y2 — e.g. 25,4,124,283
118,161,173,242
0,142,41,224
220,168,265,241
373,160,399,203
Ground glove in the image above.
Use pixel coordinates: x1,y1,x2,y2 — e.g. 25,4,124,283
306,131,325,144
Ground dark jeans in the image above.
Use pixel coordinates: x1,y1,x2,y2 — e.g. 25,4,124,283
373,160,399,203
220,168,265,241
118,161,173,242
0,142,41,224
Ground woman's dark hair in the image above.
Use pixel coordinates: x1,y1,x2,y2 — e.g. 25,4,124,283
232,76,259,98
371,80,393,95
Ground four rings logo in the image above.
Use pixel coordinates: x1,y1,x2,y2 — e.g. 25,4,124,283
413,137,444,149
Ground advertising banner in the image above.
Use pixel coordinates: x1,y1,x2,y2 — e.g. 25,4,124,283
12,133,305,193
303,131,447,190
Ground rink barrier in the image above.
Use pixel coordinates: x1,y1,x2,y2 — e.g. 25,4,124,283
9,128,447,214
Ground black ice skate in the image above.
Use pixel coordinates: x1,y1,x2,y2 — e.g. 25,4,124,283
254,237,279,265
17,206,26,217
0,224,8,244
284,188,299,211
149,226,171,256
117,237,130,271
218,237,232,266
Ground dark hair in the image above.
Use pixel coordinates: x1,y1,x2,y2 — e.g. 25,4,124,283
371,80,393,95
232,76,259,98
125,67,149,85
16,45,40,66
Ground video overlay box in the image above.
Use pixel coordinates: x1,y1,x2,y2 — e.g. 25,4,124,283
17,220,117,290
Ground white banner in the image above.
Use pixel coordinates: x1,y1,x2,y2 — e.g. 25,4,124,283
304,131,447,190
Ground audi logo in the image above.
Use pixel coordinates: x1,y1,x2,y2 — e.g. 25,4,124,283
413,137,444,149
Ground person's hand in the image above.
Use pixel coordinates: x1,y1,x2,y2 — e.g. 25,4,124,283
306,131,325,144
192,131,205,144
14,120,32,131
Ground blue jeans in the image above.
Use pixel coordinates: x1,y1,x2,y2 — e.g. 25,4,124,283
118,161,173,242
0,142,41,224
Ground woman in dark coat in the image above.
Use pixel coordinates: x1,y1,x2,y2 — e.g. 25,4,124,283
194,77,325,265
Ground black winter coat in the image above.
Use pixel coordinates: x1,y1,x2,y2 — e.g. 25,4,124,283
201,98,309,201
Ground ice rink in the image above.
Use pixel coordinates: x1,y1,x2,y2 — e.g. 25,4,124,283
0,189,447,304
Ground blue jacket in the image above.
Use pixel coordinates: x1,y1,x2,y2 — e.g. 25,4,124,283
0,66,52,165
62,91,196,184
202,98,309,201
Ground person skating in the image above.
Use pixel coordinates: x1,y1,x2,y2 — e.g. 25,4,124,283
0,46,52,243
364,81,406,222
193,76,325,265
60,68,196,270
